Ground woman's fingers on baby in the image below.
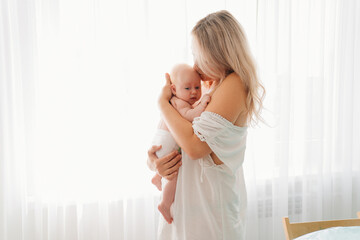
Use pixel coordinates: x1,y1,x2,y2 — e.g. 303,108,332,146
164,154,182,175
165,73,171,84
154,151,174,173
170,153,182,167
148,145,162,156
161,150,180,164
160,73,173,101
163,151,181,167
155,151,181,177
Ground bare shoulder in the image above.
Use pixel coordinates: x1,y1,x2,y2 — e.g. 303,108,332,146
205,73,247,123
219,72,245,91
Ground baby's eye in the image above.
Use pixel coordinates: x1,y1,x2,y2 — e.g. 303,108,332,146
185,88,190,90
195,87,200,89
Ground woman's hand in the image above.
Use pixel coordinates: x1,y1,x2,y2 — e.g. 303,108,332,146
147,145,182,181
158,73,173,105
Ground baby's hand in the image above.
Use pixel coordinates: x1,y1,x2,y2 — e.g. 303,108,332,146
201,94,211,105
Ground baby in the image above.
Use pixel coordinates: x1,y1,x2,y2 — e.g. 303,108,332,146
151,63,210,224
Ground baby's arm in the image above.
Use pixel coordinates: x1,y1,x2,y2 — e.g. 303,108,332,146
170,94,211,122
195,94,211,109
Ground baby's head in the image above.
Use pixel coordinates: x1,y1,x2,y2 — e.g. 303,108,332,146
170,64,202,105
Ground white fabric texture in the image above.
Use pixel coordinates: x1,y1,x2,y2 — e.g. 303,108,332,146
158,111,248,240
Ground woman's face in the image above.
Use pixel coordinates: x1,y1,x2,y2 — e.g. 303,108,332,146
191,37,214,81
193,64,212,81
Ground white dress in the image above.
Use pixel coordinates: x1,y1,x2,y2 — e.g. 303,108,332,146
158,111,248,240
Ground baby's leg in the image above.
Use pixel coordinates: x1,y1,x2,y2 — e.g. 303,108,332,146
158,175,177,224
151,173,162,191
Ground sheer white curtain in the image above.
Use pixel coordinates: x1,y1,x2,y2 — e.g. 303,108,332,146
1,0,359,239
244,0,360,239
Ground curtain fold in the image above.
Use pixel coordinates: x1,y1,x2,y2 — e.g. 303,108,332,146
1,0,359,240
1,0,37,239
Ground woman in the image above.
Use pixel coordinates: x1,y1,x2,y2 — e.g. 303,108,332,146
148,10,265,239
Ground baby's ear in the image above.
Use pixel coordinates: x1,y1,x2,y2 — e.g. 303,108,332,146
170,84,176,95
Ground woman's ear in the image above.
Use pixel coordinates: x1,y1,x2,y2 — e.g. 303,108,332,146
170,84,176,95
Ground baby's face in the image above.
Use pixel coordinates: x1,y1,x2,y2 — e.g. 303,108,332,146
173,69,202,105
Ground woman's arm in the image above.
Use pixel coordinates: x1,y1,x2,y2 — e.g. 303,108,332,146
159,98,211,160
158,73,247,160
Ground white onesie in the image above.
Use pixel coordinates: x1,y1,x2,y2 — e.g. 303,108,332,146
151,129,179,159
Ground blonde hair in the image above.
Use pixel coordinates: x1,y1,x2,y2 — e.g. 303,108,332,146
192,10,265,125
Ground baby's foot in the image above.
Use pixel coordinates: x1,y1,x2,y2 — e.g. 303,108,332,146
151,176,162,191
158,203,173,224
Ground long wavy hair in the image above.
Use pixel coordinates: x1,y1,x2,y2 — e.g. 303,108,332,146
192,10,265,125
